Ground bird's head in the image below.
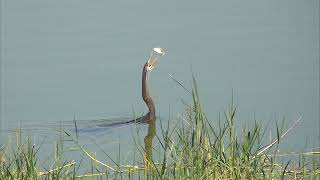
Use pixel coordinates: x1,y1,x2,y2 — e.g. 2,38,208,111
144,47,165,73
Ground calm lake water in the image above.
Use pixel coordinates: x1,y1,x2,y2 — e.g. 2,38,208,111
1,0,319,164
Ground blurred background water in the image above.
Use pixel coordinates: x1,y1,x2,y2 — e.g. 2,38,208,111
1,0,319,163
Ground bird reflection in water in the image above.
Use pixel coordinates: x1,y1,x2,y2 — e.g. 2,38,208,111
143,119,156,169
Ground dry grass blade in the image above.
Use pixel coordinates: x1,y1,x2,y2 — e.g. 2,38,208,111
38,161,76,176
256,116,302,156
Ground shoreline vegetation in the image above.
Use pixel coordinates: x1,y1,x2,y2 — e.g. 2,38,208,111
1,77,319,179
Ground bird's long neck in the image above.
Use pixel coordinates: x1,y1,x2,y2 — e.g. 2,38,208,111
142,65,155,121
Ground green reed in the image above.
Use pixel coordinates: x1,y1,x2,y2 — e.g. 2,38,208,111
0,76,319,179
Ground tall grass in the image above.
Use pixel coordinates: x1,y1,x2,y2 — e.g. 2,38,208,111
0,77,319,179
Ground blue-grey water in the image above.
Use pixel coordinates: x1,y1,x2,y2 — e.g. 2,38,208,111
1,0,319,166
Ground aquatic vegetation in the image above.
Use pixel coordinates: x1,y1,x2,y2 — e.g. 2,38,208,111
0,77,319,179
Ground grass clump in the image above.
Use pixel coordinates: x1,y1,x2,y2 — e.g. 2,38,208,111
0,76,319,179
136,76,319,179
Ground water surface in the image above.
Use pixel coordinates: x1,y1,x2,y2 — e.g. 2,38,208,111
1,0,319,161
